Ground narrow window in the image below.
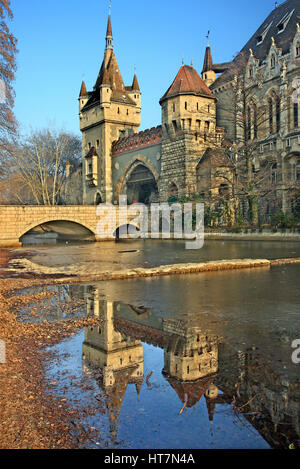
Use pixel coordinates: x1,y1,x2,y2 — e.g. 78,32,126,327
173,103,175,112
185,101,188,110
253,104,258,139
296,43,300,57
271,163,277,184
294,102,299,128
247,106,251,140
269,99,273,134
271,54,275,69
276,98,281,133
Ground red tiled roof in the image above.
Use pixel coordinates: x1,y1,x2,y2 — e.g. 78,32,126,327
112,126,162,155
160,65,216,103
166,375,215,408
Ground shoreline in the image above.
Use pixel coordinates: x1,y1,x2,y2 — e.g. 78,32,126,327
1,256,299,284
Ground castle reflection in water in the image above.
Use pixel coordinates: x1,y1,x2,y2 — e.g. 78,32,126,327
77,285,300,448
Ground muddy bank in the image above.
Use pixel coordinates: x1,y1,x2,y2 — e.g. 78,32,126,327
0,279,102,449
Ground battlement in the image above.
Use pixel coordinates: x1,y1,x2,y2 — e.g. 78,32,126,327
112,126,162,155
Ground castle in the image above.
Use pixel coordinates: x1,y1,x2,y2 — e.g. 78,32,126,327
78,7,231,209
79,0,300,224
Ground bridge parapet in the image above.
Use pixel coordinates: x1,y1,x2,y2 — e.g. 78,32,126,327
0,206,106,247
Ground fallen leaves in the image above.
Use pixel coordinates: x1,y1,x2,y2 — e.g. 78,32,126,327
0,277,103,449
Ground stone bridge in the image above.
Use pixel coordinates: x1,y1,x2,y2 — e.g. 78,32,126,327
0,205,140,247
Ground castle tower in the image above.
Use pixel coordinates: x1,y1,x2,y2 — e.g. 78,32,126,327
202,36,216,87
79,7,141,204
159,64,217,200
78,76,88,111
82,294,144,439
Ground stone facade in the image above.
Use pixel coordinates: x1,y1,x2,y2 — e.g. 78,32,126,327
210,0,300,220
79,10,232,208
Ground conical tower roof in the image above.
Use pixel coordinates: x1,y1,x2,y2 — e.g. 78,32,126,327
132,72,140,91
202,45,213,74
79,78,88,98
160,65,216,104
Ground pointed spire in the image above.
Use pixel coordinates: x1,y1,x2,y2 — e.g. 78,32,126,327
132,68,140,91
202,44,213,74
79,75,88,98
106,2,113,50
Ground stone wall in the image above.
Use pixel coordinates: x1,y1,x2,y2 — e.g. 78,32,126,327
0,206,140,246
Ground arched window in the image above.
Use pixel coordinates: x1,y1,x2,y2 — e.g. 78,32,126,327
253,104,258,139
168,183,178,201
247,106,251,140
95,193,102,205
270,54,276,69
271,163,277,184
268,98,273,134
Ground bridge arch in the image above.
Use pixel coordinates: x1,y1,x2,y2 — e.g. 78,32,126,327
19,218,96,240
113,223,141,239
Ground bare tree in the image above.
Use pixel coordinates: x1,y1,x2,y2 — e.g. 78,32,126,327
0,0,18,152
6,128,81,205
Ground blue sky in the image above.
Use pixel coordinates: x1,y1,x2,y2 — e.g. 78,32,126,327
10,0,278,136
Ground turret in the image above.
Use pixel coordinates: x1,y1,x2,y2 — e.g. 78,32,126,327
160,64,217,137
100,66,112,106
126,68,141,108
79,75,88,111
202,34,216,86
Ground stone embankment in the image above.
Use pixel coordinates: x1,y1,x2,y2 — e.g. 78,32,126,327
6,256,300,283
205,232,300,241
